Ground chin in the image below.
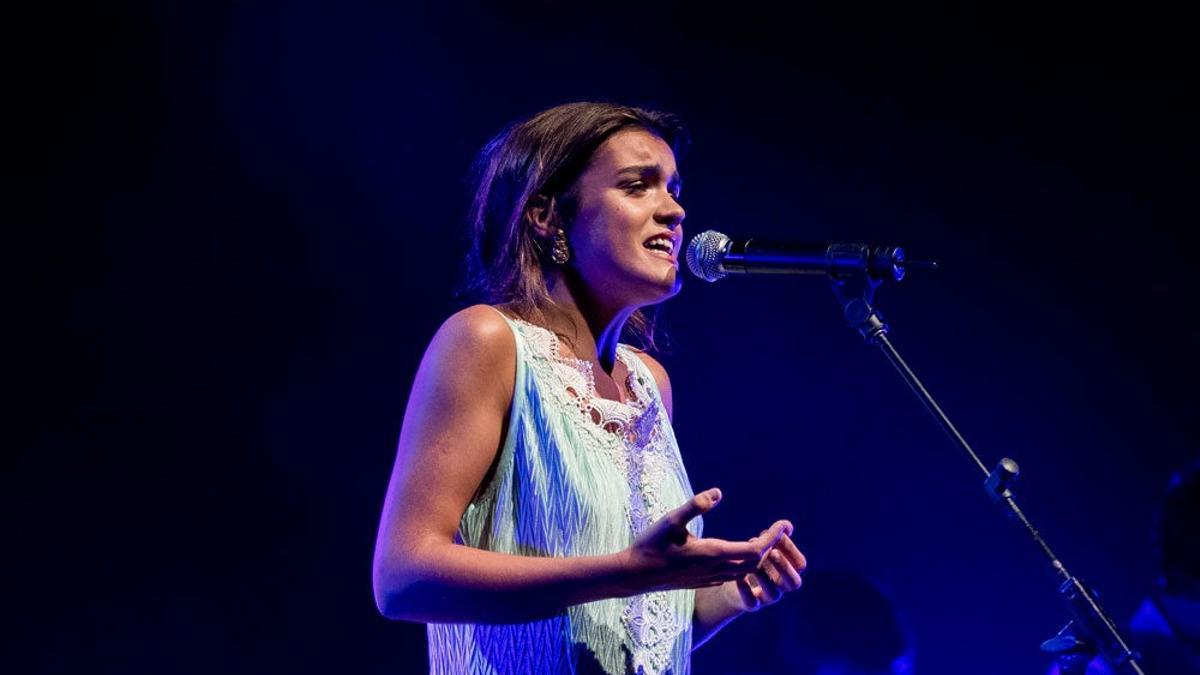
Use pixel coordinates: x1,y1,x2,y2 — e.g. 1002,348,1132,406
639,273,682,307
664,275,683,300
594,265,682,309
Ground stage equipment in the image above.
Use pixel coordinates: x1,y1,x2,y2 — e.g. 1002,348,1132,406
686,230,1145,675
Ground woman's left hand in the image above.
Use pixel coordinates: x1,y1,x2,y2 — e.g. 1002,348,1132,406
725,523,807,612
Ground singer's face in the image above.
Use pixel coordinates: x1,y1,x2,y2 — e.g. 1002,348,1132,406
565,129,685,308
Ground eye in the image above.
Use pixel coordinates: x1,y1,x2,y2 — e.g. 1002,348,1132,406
623,180,649,195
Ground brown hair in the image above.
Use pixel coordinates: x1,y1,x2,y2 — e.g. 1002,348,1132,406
461,101,688,349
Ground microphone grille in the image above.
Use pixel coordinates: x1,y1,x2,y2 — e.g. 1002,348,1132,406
686,230,732,282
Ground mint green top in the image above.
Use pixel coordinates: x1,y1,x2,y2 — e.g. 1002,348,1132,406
427,311,700,674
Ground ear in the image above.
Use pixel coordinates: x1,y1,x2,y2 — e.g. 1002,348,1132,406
525,193,560,238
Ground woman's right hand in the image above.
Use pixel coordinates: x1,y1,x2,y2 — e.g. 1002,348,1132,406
619,487,792,594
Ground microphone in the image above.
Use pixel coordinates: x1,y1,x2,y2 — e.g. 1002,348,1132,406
685,230,932,283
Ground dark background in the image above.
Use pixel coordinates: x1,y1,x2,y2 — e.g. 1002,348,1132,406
10,3,1197,673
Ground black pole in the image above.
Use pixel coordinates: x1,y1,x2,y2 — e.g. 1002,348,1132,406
829,274,1145,674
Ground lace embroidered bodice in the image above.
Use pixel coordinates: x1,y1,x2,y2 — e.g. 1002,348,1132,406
426,311,700,675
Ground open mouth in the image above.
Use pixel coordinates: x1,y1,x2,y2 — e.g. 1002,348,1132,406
643,235,676,260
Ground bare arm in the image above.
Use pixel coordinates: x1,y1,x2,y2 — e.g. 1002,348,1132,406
693,584,749,648
372,307,780,624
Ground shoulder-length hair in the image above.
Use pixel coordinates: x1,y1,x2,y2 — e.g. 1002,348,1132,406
461,101,688,350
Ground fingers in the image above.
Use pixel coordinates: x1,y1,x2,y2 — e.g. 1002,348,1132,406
692,520,803,559
774,533,807,573
739,566,782,610
753,569,783,604
764,549,802,591
750,519,793,557
737,548,798,610
744,526,805,608
695,537,761,562
734,575,758,609
689,520,795,565
667,488,722,529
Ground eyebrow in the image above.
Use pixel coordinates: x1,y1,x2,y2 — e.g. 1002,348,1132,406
616,164,683,192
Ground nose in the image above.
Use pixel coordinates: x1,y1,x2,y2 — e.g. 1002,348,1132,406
656,193,685,227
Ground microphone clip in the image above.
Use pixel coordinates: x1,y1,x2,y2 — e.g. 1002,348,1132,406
830,273,889,343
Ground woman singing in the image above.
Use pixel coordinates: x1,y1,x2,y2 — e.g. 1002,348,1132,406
372,102,807,674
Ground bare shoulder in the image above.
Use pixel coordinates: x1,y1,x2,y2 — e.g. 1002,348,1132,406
628,348,673,420
434,304,514,354
376,305,517,580
423,304,516,404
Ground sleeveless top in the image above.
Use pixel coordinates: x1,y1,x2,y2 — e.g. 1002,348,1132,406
427,311,701,675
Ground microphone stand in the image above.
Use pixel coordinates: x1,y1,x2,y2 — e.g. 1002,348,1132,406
829,273,1145,674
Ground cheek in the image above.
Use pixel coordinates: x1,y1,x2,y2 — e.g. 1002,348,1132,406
600,202,648,248
572,203,637,262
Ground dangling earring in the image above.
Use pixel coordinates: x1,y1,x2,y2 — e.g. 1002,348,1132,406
550,228,570,264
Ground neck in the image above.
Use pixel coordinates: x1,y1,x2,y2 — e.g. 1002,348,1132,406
541,270,635,373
